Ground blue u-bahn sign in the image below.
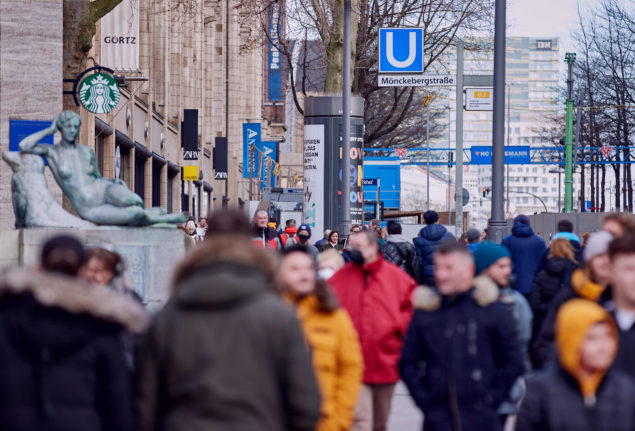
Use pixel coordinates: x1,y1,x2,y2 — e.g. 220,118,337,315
471,146,531,165
378,28,424,73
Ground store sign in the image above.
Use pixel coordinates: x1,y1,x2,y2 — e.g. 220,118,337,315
471,146,531,165
536,39,552,51
181,109,199,160
79,73,120,114
267,3,283,101
100,0,140,71
9,120,53,151
465,87,493,111
303,124,325,237
213,137,228,180
182,165,199,181
242,123,261,178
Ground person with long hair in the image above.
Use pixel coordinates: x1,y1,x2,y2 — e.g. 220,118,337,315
320,230,344,252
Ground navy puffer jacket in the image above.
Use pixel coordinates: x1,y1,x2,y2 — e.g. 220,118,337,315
414,224,455,286
502,222,547,295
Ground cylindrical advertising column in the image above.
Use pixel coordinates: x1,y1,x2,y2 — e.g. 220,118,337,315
303,96,365,237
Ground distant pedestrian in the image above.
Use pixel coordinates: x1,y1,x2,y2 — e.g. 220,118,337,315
185,218,202,244
530,238,578,341
466,228,482,253
320,230,344,252
277,218,298,248
314,229,332,249
530,231,614,368
251,209,278,249
317,249,346,280
602,212,635,238
286,224,319,260
0,235,146,431
502,215,547,299
136,214,321,431
414,210,455,286
197,217,207,239
329,231,417,431
607,235,635,379
536,219,582,272
400,241,524,431
382,220,422,283
516,299,635,431
279,245,363,431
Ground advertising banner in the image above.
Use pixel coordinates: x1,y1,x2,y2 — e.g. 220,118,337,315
213,137,228,180
267,3,283,101
303,125,325,238
337,119,365,227
181,109,199,160
242,123,261,178
471,146,531,165
260,140,277,189
100,0,139,71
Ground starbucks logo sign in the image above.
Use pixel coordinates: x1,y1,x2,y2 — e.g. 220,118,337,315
79,73,120,114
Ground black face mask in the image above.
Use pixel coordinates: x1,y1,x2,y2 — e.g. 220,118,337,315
349,249,364,265
298,234,310,243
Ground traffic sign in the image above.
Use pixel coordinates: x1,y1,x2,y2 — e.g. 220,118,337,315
378,74,455,87
454,188,470,206
378,28,424,73
465,87,493,111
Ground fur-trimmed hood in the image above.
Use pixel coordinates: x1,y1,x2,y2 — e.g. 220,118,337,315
0,268,147,333
412,275,499,311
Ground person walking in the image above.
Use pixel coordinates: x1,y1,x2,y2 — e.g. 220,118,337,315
399,241,524,431
382,220,422,283
466,228,482,253
251,209,278,249
320,230,344,252
502,215,547,300
607,234,635,379
530,238,578,341
0,235,146,431
279,245,363,431
317,249,346,281
414,210,455,286
516,299,635,431
329,231,417,431
531,231,614,369
277,219,298,248
314,229,332,249
136,214,321,431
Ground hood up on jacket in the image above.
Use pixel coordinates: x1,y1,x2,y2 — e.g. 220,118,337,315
418,224,449,242
412,275,499,311
555,298,618,399
0,268,147,333
571,269,607,302
511,221,534,237
172,235,278,308
283,226,298,237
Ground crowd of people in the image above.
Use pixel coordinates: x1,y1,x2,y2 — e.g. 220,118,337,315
0,208,634,431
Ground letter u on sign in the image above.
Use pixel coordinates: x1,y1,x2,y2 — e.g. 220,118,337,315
379,28,424,73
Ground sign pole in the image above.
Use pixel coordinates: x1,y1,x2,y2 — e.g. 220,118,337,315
454,39,464,235
487,0,508,243
426,106,430,210
341,0,352,235
564,52,576,212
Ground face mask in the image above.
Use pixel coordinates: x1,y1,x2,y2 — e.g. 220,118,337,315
349,249,364,265
317,268,336,280
298,234,310,243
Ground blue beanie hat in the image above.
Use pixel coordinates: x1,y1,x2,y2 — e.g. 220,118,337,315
473,242,511,275
297,224,312,237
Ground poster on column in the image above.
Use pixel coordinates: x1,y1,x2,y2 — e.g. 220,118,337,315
100,0,139,71
303,124,325,238
337,119,365,227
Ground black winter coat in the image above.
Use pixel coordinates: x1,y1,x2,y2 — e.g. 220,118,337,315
614,319,635,380
136,259,321,431
399,279,524,431
382,235,422,283
516,366,635,431
0,269,146,431
502,222,547,295
414,225,455,286
530,256,577,335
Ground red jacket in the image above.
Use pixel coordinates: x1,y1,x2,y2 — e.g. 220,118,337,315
329,256,417,384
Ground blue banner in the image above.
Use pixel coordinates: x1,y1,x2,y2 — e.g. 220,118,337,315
471,146,531,165
260,140,278,190
267,4,283,101
10,120,54,165
242,123,261,178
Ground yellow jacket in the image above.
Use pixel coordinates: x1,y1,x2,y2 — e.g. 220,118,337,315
289,293,363,431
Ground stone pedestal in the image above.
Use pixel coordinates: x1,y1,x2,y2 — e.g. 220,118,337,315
0,228,187,310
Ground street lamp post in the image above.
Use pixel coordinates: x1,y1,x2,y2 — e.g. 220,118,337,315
340,0,352,235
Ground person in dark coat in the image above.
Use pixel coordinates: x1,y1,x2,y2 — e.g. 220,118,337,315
535,220,583,273
319,230,344,252
607,234,635,379
530,231,614,369
0,235,146,431
399,242,524,431
516,299,635,431
252,209,278,249
502,215,547,299
530,238,578,340
414,210,455,286
382,221,422,283
136,226,321,431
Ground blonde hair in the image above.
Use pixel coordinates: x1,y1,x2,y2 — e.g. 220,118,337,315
548,238,577,264
317,249,345,270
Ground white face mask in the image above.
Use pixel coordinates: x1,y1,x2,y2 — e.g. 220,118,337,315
317,268,336,280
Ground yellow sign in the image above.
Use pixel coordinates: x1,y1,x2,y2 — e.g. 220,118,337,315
183,165,199,180
474,91,490,99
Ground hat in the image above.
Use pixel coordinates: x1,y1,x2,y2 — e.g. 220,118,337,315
466,228,481,243
423,210,439,225
583,231,613,262
387,220,401,235
473,241,511,275
268,222,277,229
297,224,312,237
515,214,530,226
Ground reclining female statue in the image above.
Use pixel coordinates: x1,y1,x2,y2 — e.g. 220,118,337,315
19,111,185,226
